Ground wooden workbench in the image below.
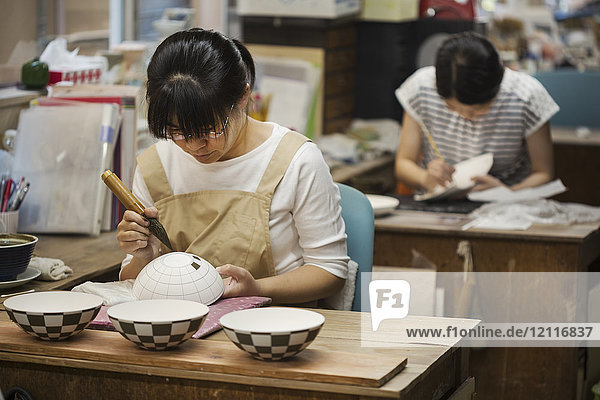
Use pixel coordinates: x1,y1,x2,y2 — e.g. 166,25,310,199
552,126,600,206
330,154,395,184
373,209,600,400
0,232,477,399
374,210,600,273
0,308,475,399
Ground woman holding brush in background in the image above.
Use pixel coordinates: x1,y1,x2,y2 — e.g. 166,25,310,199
395,31,558,195
116,28,348,306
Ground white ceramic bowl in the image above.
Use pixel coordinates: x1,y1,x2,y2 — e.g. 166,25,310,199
219,307,325,361
4,291,103,341
366,194,400,217
452,153,494,189
108,299,209,351
133,252,224,305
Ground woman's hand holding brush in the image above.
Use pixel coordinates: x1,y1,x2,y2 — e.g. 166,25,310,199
117,207,162,263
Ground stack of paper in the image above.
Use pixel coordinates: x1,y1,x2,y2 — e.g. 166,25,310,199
254,56,321,137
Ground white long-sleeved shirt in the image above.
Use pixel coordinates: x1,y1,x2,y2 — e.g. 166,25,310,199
122,122,349,279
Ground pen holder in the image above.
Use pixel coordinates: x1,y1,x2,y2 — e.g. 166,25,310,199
0,210,19,234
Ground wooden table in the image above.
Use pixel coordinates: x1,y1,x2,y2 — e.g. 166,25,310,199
374,210,600,273
331,154,395,184
0,232,477,399
0,310,475,399
373,210,600,400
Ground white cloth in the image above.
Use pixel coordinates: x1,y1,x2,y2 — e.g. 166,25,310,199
322,260,358,311
396,66,559,186
71,280,136,306
29,257,73,281
123,122,350,280
471,199,600,227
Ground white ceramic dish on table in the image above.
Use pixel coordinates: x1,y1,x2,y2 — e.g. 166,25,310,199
219,307,325,361
4,291,103,340
108,299,209,351
366,194,400,217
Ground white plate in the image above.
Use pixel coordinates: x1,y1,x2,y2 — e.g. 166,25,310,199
0,267,41,291
220,307,325,333
366,195,400,217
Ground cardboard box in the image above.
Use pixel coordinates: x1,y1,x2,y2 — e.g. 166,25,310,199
360,0,419,22
48,67,103,85
237,0,361,19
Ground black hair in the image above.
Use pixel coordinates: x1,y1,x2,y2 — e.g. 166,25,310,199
146,28,256,140
435,31,504,105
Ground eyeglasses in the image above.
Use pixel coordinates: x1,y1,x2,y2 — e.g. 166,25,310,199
169,103,235,141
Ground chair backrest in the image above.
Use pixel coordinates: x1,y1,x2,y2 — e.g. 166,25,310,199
336,183,374,311
534,69,600,128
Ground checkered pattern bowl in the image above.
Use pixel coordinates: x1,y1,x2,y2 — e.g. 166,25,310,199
4,291,103,341
107,299,209,351
219,307,325,361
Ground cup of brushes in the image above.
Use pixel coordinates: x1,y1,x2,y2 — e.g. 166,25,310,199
0,176,30,234
101,170,173,250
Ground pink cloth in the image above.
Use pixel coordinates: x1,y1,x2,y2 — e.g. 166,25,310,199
88,296,272,339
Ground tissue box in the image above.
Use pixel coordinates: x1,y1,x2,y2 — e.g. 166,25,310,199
48,67,102,85
237,0,361,19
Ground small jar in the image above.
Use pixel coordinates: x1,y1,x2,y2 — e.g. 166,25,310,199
21,58,49,90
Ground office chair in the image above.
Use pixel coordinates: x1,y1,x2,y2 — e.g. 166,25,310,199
534,69,600,128
336,183,374,312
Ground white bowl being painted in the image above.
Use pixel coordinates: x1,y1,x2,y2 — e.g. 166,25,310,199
108,299,209,350
219,307,325,361
452,152,494,189
4,291,103,340
133,252,224,305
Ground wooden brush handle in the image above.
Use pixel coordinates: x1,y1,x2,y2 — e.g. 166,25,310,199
101,170,146,215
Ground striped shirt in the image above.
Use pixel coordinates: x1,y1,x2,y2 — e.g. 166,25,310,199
395,66,559,185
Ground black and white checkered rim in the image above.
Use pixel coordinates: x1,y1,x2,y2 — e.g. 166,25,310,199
222,325,323,360
109,316,206,350
6,306,101,340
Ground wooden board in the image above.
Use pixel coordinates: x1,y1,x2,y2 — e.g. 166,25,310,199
0,322,406,388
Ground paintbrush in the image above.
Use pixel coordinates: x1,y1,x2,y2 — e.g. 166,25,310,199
416,119,444,161
101,170,173,250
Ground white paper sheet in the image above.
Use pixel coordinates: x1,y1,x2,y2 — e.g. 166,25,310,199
254,56,320,135
467,179,567,203
261,76,310,133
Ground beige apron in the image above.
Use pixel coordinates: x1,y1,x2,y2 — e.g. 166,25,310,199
136,131,308,279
